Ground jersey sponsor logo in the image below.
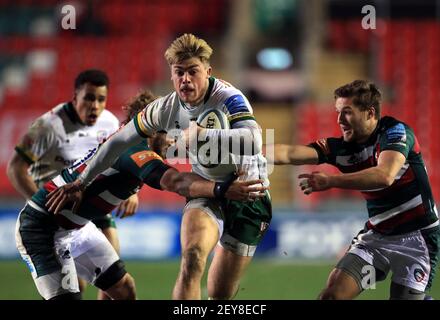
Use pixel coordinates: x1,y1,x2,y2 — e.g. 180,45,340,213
130,150,163,167
22,256,36,274
414,268,425,282
68,147,98,171
57,248,71,260
386,123,406,144
260,222,269,233
257,222,270,238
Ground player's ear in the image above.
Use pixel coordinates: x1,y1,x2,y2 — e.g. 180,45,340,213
72,91,78,106
367,106,375,119
206,65,212,77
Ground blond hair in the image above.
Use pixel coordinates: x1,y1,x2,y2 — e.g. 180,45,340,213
164,33,213,66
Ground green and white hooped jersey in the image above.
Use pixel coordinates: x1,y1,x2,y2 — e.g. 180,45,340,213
310,116,439,235
133,77,269,185
15,102,119,187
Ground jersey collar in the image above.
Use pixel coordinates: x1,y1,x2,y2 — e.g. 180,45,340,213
365,118,381,145
63,102,83,125
203,76,215,104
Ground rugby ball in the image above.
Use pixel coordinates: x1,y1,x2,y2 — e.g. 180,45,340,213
192,109,237,181
197,109,229,129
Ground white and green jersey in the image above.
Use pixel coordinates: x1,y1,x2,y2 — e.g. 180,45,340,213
133,77,268,185
15,102,119,187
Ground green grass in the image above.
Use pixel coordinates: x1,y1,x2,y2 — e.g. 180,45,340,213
1,260,439,300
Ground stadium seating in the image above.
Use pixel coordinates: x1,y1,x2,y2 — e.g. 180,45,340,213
0,2,438,205
299,19,440,204
0,0,229,201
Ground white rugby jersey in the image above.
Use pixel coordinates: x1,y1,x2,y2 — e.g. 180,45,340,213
134,77,269,185
15,102,119,187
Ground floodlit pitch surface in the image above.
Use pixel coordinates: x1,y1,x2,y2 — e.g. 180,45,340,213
0,260,438,300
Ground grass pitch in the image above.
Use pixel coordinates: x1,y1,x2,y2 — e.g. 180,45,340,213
1,260,438,300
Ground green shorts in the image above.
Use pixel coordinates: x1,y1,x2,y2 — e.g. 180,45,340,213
184,192,272,256
91,213,116,230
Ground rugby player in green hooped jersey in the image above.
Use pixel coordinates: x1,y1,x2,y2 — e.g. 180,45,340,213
7,69,139,300
16,89,267,300
46,33,271,300
269,80,440,300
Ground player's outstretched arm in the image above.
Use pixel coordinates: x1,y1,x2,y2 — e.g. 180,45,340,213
298,150,406,195
265,144,319,165
159,169,267,201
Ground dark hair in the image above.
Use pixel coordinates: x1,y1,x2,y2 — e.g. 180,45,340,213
74,69,109,90
334,80,382,119
122,89,158,125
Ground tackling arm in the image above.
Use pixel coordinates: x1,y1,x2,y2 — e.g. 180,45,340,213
267,144,320,165
159,168,267,200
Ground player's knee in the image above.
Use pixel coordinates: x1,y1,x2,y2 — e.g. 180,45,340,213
95,260,135,300
209,284,239,300
319,286,348,300
208,295,232,300
181,246,206,278
125,274,136,299
208,291,231,300
106,273,136,300
117,273,136,300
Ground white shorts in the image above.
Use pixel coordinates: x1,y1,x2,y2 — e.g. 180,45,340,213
16,208,120,300
345,225,440,292
55,222,120,285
